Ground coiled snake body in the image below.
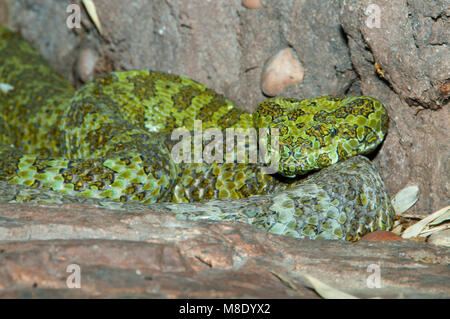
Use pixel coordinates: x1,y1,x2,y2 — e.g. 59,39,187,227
0,26,394,240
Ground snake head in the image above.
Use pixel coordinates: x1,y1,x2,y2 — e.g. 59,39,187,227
254,96,389,178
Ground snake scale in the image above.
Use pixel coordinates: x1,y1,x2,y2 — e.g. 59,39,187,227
0,26,394,240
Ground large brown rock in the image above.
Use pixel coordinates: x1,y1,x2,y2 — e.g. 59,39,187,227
0,202,448,298
340,0,449,216
3,0,356,111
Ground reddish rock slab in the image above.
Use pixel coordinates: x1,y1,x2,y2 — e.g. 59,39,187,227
361,231,403,242
0,203,448,298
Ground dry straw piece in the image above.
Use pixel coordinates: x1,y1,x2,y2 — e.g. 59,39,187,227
391,184,419,215
402,205,450,240
303,274,358,299
82,0,103,35
428,229,450,247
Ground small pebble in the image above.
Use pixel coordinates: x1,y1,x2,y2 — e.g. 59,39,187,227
361,231,403,242
440,81,450,98
242,0,263,9
76,48,99,83
261,47,304,97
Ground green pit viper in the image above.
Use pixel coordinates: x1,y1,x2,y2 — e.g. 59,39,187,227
0,26,394,240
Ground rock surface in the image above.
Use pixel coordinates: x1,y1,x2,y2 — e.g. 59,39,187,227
0,202,448,298
2,0,356,110
0,0,448,298
340,0,449,216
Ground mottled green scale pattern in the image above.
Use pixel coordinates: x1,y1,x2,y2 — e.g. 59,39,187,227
0,27,74,157
0,26,394,240
254,96,388,176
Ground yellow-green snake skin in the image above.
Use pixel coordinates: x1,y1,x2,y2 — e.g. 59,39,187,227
0,26,394,240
